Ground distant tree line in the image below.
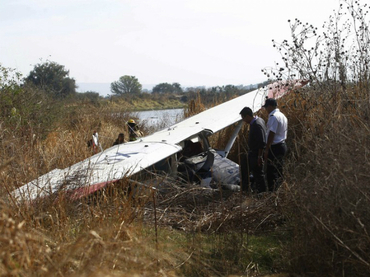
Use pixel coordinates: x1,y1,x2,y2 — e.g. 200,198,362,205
108,75,265,106
15,60,268,106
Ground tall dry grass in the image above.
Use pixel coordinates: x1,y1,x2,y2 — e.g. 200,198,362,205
273,84,370,276
0,99,183,276
0,76,287,276
0,77,182,275
263,0,370,274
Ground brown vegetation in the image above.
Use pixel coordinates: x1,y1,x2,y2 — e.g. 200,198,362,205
4,76,370,276
0,68,288,276
1,0,370,275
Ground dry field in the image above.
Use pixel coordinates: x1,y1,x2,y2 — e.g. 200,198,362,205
2,1,370,274
1,81,370,277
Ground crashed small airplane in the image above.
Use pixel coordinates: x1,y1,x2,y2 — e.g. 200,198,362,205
12,79,308,202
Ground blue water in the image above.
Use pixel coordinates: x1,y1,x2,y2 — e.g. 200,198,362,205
134,108,184,129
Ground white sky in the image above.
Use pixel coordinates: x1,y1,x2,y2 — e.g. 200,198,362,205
1,0,341,90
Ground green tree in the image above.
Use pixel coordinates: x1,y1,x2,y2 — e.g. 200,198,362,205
75,91,101,104
25,61,76,99
110,75,142,95
172,82,183,93
152,82,183,94
223,85,239,94
0,64,60,137
152,83,173,94
0,64,24,119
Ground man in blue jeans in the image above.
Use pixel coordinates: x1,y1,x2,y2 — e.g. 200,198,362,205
240,107,267,193
263,98,288,191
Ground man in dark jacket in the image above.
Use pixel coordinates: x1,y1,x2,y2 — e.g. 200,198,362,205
112,133,125,146
240,107,267,193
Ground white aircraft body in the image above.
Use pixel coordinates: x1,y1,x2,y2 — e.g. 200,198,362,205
12,80,307,202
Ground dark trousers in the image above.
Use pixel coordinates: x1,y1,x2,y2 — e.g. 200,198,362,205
266,142,287,191
240,153,266,193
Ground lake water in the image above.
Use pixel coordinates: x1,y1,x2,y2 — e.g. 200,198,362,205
134,108,184,129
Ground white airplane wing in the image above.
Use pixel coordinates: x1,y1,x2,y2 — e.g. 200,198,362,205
146,85,265,143
13,141,182,201
12,80,306,201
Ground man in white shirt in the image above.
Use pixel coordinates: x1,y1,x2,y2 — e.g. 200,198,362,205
263,98,288,191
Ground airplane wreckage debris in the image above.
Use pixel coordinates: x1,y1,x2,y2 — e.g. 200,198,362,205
11,80,308,203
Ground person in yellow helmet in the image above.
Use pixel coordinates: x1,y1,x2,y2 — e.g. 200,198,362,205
127,119,141,141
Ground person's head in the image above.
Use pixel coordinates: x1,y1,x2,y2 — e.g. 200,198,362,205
118,133,124,142
240,107,254,123
262,98,277,113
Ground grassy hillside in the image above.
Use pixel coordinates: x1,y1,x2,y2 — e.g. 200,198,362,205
106,93,187,111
